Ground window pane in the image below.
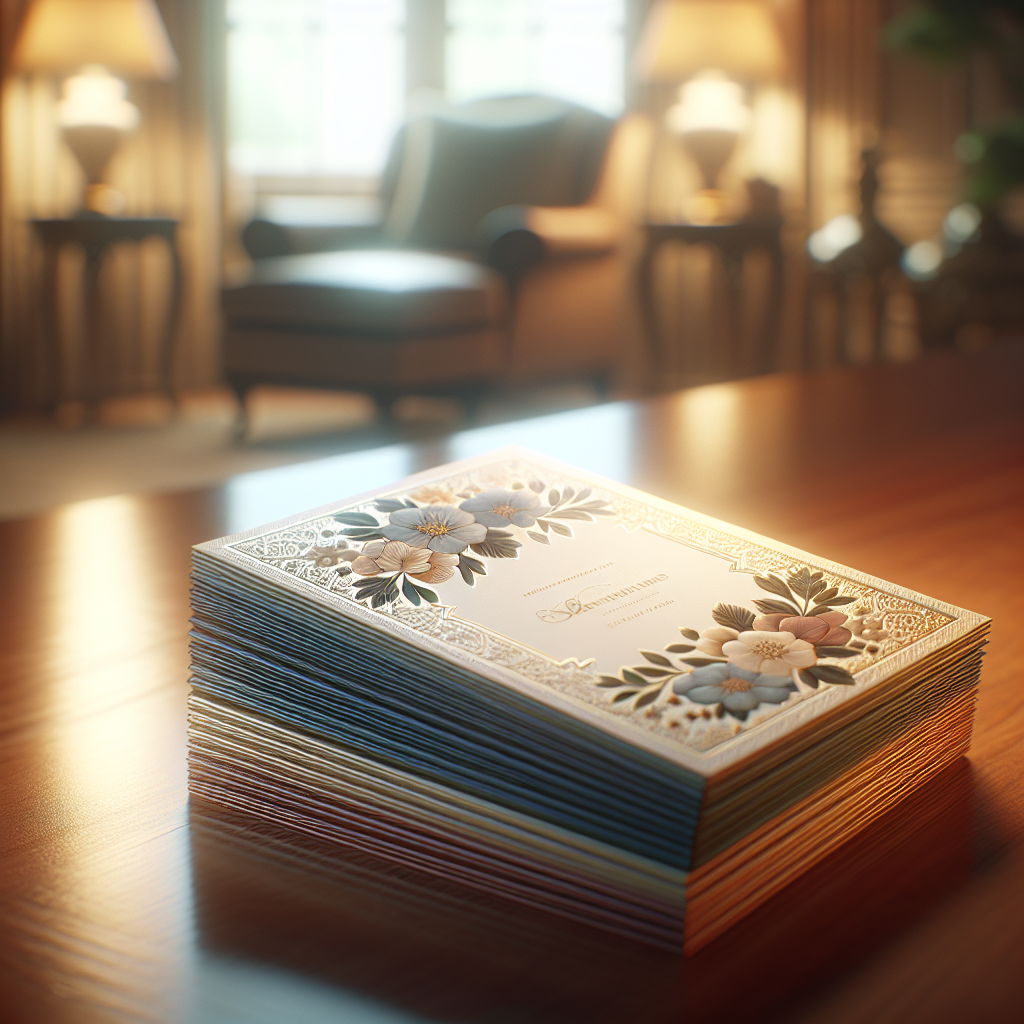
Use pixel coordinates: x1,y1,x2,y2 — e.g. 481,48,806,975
446,0,625,115
227,0,405,177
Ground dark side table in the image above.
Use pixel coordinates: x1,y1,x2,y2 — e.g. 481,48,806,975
33,216,182,414
637,220,783,382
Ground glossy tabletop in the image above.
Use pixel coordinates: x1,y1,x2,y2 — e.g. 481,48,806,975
1,345,1022,1024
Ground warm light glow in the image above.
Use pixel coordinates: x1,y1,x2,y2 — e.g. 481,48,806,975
58,66,139,131
635,0,784,83
666,71,749,135
42,495,192,1014
901,240,943,281
12,0,178,79
807,214,862,262
944,203,981,244
673,384,742,499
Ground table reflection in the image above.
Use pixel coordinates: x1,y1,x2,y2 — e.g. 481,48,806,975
187,759,974,1024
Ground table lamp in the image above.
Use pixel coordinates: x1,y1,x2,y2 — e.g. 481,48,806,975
636,0,784,223
12,0,178,215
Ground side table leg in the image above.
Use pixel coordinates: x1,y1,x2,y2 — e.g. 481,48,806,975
40,243,62,413
637,239,664,389
160,240,184,405
82,249,104,418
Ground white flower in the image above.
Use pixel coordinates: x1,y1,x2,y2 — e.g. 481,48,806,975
848,609,889,642
721,630,817,676
306,544,361,568
381,505,486,553
459,488,550,528
695,625,739,658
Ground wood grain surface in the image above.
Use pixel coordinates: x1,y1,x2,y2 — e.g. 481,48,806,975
1,344,1021,1024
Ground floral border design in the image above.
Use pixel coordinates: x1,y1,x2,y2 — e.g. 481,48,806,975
276,475,613,611
226,458,954,754
593,567,892,725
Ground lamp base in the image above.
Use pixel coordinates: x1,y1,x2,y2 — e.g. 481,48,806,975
61,124,128,215
83,183,126,216
684,188,729,225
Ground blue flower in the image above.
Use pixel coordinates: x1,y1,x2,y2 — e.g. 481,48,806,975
673,663,796,718
381,505,486,553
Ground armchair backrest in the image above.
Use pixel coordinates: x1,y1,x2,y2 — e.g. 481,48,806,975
382,95,615,252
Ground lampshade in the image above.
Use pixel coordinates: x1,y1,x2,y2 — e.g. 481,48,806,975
635,0,784,82
12,0,178,79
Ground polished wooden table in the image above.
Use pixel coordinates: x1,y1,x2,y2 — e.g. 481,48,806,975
1,345,1021,1024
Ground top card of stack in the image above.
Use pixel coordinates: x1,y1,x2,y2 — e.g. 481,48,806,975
190,447,987,951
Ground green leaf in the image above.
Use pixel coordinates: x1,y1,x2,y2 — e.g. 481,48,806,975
680,657,724,667
754,574,795,600
711,603,756,632
334,511,380,527
634,687,662,709
547,509,594,521
621,668,647,686
470,530,522,558
412,582,439,604
548,521,573,537
799,669,819,689
813,587,839,604
350,577,385,593
612,689,639,703
340,528,385,540
665,643,695,653
679,627,700,641
457,553,486,585
816,646,859,658
752,598,802,617
596,675,627,687
373,499,407,513
401,576,421,606
528,531,550,544
536,518,550,532
807,579,829,600
641,650,672,666
808,664,857,685
634,666,674,677
727,706,750,722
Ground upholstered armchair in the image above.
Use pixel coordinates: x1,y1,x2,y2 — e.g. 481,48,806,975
222,96,651,414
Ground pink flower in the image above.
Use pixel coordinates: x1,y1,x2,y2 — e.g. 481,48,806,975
753,611,851,648
351,540,457,584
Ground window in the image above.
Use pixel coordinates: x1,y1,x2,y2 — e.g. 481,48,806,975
447,0,624,116
227,0,625,185
227,0,405,180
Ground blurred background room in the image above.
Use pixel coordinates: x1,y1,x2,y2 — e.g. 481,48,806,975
1,0,1022,518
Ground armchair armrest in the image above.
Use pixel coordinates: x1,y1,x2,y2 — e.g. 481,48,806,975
242,220,383,260
241,196,385,259
479,205,623,279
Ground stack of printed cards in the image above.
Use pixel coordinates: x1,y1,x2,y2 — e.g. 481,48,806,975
188,448,987,953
